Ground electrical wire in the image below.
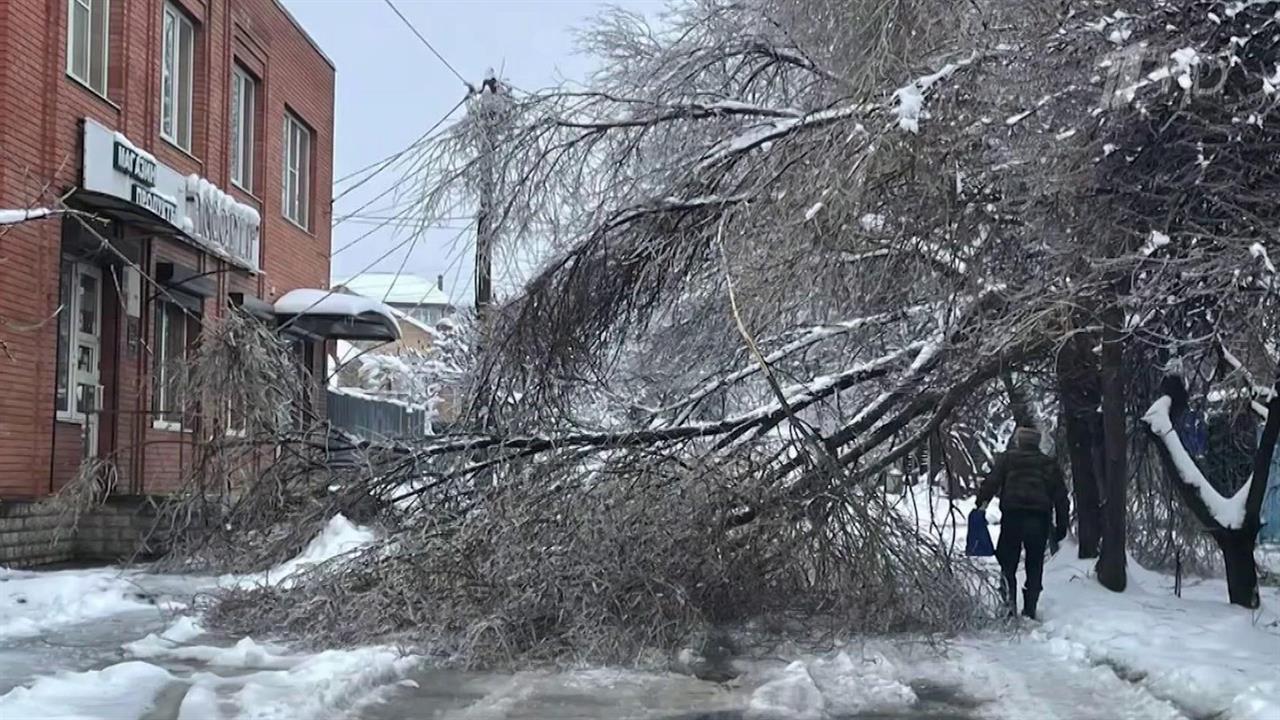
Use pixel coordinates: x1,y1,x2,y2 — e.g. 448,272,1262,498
331,96,467,201
383,0,472,89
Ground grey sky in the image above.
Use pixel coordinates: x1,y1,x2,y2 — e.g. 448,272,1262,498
281,0,661,306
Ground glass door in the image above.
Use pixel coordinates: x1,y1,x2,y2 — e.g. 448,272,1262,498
76,265,102,457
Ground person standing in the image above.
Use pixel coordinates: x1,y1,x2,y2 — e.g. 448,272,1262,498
977,426,1070,619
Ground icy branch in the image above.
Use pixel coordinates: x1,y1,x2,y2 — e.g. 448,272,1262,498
1142,396,1250,529
0,208,55,225
661,310,914,425
1219,344,1277,419
552,99,803,130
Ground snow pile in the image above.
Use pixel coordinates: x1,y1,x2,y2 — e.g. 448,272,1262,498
0,661,174,720
1142,396,1250,528
746,661,825,720
0,208,54,225
125,618,298,670
806,651,917,715
191,646,419,720
5,641,417,720
123,615,205,658
0,567,156,640
229,514,376,589
743,650,919,720
1035,548,1280,720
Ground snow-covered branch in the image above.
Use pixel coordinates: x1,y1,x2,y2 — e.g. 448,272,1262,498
552,99,803,130
0,207,57,225
660,309,916,425
1142,395,1250,529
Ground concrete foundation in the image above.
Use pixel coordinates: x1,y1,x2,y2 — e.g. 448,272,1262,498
0,496,168,568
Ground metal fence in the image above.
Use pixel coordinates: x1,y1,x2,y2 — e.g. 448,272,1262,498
325,389,429,442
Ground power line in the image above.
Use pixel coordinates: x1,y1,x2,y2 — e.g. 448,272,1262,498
331,95,467,199
383,0,471,89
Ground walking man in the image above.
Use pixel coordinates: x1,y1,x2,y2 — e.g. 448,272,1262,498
977,426,1070,620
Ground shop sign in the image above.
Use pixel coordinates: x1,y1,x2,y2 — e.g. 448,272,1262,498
82,118,260,270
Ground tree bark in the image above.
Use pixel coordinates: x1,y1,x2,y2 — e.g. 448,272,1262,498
1096,307,1128,592
1216,531,1261,608
1056,332,1103,559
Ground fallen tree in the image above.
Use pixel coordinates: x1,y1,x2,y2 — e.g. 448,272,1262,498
169,0,1280,663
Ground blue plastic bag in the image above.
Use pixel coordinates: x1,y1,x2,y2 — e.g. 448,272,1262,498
966,508,995,557
1177,411,1209,459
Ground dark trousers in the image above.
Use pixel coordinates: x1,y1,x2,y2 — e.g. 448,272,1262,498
996,509,1051,596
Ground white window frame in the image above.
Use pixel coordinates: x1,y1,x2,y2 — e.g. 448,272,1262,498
160,2,195,152
151,300,190,431
230,65,255,191
56,260,103,426
66,0,110,96
282,112,311,230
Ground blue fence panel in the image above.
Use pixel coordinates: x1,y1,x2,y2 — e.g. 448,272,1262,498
326,390,427,443
1261,439,1280,545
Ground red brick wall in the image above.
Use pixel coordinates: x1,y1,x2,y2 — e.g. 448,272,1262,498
0,0,333,497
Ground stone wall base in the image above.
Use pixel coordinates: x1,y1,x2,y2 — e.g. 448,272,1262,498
0,496,168,568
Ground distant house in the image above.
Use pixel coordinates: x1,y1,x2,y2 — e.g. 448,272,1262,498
334,273,454,326
327,273,463,426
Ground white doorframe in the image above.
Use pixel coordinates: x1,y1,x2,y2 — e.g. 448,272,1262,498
57,259,104,457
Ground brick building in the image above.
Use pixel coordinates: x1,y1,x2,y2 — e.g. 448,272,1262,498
0,0,374,502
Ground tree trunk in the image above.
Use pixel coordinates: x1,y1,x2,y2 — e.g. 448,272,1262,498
1215,531,1260,608
1056,332,1103,559
1096,307,1128,592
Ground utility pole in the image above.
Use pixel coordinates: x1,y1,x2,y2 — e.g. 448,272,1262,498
473,67,502,314
469,68,504,442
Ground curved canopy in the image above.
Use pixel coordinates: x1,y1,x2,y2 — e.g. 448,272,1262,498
273,288,402,342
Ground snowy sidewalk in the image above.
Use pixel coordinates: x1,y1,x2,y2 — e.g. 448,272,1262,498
893,485,1280,720
1031,549,1280,720
1,505,1277,719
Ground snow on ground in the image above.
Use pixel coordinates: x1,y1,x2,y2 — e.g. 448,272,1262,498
0,516,411,720
891,483,1280,720
227,513,376,589
0,660,176,720
1034,551,1280,720
0,566,160,640
3,495,1278,719
744,650,918,719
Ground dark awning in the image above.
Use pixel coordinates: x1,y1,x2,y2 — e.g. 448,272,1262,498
71,189,182,237
273,288,401,342
228,291,275,321
156,261,215,297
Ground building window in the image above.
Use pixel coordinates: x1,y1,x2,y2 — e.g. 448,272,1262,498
67,0,109,95
282,112,311,229
56,260,103,423
160,3,195,151
151,301,192,428
230,65,256,191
